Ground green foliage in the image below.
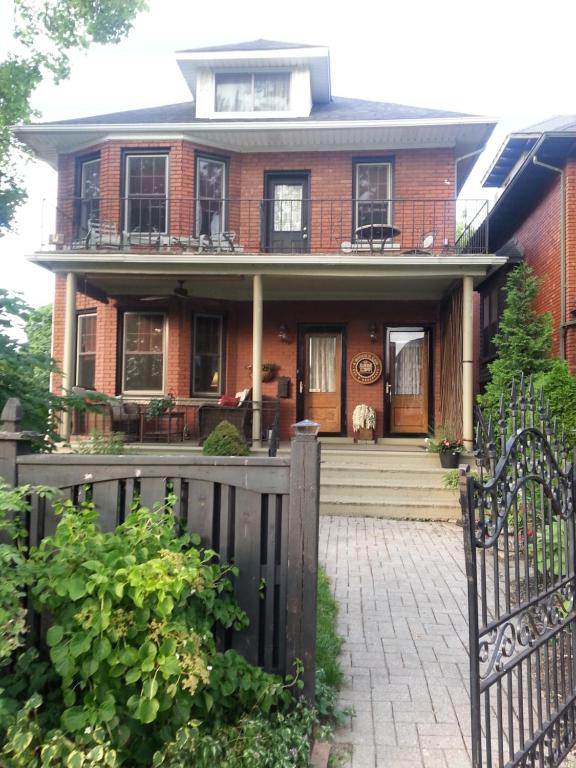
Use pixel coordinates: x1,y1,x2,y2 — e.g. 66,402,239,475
151,700,316,768
74,431,127,455
0,496,305,766
146,394,175,420
478,264,553,425
533,359,576,449
442,469,479,491
202,420,250,457
315,568,347,726
1,0,147,233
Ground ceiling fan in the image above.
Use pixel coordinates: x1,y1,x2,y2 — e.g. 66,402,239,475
140,280,189,302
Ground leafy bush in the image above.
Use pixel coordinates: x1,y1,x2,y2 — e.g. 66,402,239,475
0,496,303,766
533,359,576,449
202,420,249,456
315,568,347,725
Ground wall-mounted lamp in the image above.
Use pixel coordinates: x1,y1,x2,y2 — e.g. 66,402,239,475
369,323,378,343
278,323,289,343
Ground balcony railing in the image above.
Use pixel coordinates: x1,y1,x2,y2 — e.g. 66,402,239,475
49,197,490,255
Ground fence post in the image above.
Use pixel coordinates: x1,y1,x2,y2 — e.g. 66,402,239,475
286,431,321,701
0,399,35,486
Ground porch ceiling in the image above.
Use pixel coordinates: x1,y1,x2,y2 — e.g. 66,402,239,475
29,252,506,301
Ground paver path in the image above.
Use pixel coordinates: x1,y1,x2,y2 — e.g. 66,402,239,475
319,516,472,768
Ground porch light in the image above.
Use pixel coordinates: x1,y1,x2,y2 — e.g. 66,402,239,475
292,419,320,436
369,323,378,343
278,323,289,343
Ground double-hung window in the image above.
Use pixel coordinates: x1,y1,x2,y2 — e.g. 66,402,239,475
125,154,168,235
77,157,100,239
76,313,97,389
196,156,226,237
354,161,392,235
122,312,165,393
215,72,290,113
192,314,223,396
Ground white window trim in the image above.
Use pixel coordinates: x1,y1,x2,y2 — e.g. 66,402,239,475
76,312,97,388
122,311,167,395
124,154,170,235
354,161,393,236
195,155,227,236
192,313,223,396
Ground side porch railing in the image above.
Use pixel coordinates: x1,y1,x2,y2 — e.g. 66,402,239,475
0,399,320,699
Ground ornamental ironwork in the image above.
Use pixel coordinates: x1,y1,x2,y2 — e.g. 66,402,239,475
461,376,576,768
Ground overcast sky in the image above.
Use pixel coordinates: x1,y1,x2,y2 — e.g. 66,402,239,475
2,0,574,306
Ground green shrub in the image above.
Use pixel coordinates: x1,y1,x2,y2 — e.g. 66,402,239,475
202,420,249,456
74,430,127,454
533,359,576,449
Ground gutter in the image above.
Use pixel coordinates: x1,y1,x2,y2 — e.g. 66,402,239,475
532,155,566,359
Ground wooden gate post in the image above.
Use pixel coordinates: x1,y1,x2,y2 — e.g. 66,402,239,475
0,398,34,486
286,431,321,701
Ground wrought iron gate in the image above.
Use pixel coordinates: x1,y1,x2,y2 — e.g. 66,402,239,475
461,378,576,768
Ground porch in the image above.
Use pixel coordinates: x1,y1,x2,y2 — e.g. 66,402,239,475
32,250,507,450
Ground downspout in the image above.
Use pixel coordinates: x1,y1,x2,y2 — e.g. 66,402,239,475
532,155,566,359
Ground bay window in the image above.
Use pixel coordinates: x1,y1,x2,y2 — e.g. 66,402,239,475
125,154,168,235
122,312,165,393
192,314,223,395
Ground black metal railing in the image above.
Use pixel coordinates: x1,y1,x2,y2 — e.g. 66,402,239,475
461,377,576,767
49,197,490,254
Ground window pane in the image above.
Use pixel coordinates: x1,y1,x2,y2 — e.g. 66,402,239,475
77,357,95,389
215,74,252,112
126,156,168,233
123,314,164,392
309,336,336,393
356,163,390,230
254,73,289,111
76,313,97,389
78,314,97,353
196,158,225,235
273,184,302,231
390,331,424,395
79,159,100,236
193,315,222,394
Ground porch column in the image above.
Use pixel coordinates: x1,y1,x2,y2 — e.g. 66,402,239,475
61,271,77,440
462,275,474,451
252,274,263,447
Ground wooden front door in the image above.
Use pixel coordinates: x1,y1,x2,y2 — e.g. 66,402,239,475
386,328,429,434
298,328,344,434
265,173,309,253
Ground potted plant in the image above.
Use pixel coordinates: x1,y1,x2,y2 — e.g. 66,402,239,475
247,363,277,382
426,432,464,468
352,404,376,443
145,393,175,420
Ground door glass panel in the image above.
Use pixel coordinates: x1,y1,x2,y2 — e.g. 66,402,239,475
274,184,302,231
308,335,336,392
390,331,424,395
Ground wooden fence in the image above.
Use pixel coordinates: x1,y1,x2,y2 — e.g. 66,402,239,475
0,399,320,699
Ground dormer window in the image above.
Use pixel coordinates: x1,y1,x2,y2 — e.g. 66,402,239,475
215,72,290,112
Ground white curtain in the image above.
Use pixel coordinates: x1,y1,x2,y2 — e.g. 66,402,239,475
274,185,302,231
395,339,422,395
309,336,336,392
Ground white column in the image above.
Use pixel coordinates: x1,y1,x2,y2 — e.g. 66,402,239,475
252,274,263,447
462,275,474,451
61,271,77,439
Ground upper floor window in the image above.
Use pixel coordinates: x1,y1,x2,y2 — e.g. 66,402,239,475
77,157,100,238
122,312,165,393
76,312,97,389
354,161,392,234
215,72,290,112
125,154,168,235
196,155,227,236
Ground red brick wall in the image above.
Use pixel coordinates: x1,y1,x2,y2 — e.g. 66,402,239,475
566,158,576,371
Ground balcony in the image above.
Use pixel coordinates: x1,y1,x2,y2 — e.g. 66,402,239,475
50,197,489,255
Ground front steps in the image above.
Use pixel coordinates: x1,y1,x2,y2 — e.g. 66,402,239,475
319,447,461,521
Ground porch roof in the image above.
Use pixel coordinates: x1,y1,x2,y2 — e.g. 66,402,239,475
28,252,506,301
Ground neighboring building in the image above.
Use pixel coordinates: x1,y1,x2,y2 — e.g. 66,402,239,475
15,40,504,445
480,117,576,384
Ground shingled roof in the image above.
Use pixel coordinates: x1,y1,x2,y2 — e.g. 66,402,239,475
177,39,318,53
45,95,471,127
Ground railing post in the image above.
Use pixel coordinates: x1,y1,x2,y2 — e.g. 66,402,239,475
286,431,321,701
0,399,35,486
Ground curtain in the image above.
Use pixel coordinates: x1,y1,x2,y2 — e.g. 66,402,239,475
395,339,422,395
309,336,336,392
274,184,302,231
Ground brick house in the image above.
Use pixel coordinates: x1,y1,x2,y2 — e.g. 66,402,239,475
15,40,504,446
479,116,576,385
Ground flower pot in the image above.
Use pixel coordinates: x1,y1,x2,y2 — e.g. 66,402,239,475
261,369,275,383
439,451,460,469
354,427,375,443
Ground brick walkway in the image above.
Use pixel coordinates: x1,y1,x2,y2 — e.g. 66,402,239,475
319,517,472,768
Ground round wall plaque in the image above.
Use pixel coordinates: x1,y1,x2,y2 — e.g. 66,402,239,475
350,352,383,385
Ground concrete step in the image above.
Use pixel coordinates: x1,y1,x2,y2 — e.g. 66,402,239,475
320,452,441,471
319,495,460,522
321,478,456,502
320,464,447,483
